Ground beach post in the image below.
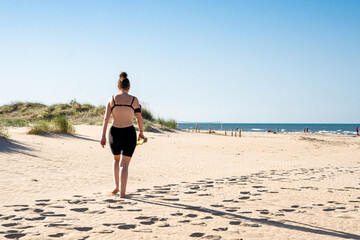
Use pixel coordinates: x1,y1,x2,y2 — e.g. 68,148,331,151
239,129,242,137
235,131,237,137
195,123,198,132
225,129,227,135
209,128,211,134
231,129,233,136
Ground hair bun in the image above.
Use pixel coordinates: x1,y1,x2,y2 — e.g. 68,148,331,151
120,72,128,79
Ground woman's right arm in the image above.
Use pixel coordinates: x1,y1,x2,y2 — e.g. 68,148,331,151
101,99,112,148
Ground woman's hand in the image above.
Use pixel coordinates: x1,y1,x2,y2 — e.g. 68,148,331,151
101,136,106,148
138,132,145,140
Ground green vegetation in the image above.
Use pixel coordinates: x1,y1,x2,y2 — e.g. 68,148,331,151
142,107,154,121
53,115,75,134
28,121,51,134
157,118,177,130
28,115,75,135
143,119,153,132
0,100,105,126
0,125,9,139
0,100,177,133
0,118,28,127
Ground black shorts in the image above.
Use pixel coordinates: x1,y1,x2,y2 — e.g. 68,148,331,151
109,125,137,157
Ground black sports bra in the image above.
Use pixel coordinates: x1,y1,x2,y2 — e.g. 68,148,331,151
111,96,141,113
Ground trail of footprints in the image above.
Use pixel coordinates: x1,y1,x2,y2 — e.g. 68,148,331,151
0,166,359,238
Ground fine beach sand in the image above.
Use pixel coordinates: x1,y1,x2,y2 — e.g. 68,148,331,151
1,126,360,239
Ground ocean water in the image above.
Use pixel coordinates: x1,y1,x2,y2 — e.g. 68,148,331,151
177,123,360,135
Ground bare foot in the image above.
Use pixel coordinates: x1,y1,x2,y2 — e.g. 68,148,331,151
120,194,132,199
112,188,119,194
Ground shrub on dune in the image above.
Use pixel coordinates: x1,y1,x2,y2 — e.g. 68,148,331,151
28,121,51,134
52,115,75,134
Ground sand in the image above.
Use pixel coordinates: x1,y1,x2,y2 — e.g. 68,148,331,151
1,125,360,239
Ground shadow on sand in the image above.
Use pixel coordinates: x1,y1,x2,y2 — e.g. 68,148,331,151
0,138,36,157
130,197,360,239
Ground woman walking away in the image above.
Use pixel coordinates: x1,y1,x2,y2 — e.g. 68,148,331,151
100,72,144,198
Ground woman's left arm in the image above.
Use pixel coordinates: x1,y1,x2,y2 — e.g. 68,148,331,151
101,99,112,148
133,97,144,139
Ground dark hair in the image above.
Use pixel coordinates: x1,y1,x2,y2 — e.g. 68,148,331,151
118,72,130,90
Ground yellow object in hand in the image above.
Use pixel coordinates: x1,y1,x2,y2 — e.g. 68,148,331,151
137,137,148,146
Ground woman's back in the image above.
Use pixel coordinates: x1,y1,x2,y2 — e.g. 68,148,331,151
111,93,138,128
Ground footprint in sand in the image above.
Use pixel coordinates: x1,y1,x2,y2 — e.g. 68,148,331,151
2,223,18,227
14,208,29,212
117,224,136,230
40,212,66,217
1,215,16,220
190,221,207,226
171,212,183,216
48,233,64,238
203,235,221,240
107,205,123,210
184,191,197,194
185,214,197,218
323,208,336,211
178,220,191,223
213,227,228,231
98,230,114,234
135,216,152,220
25,216,46,221
198,193,212,196
74,227,92,232
156,222,170,227
4,233,26,239
229,221,241,225
4,205,28,208
70,208,88,212
239,196,250,200
242,222,261,227
189,232,205,237
45,223,70,227
280,209,295,212
139,217,159,225
210,204,224,208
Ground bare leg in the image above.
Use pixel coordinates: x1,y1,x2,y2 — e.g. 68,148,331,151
112,155,120,194
120,155,132,198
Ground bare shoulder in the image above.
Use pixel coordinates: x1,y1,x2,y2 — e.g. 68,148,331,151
129,94,139,102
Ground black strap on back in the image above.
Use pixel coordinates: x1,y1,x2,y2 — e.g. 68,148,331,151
111,96,135,111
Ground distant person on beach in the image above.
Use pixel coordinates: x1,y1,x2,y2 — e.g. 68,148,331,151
357,126,359,136
100,72,144,198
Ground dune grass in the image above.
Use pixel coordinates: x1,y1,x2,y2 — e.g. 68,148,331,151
142,107,154,121
157,118,177,130
1,101,177,133
28,121,51,134
52,115,75,134
0,118,28,127
28,115,75,135
0,125,9,139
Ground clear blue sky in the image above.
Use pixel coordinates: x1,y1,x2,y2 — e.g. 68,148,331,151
1,0,359,123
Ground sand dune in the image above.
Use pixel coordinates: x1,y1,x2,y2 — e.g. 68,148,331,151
1,126,360,239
